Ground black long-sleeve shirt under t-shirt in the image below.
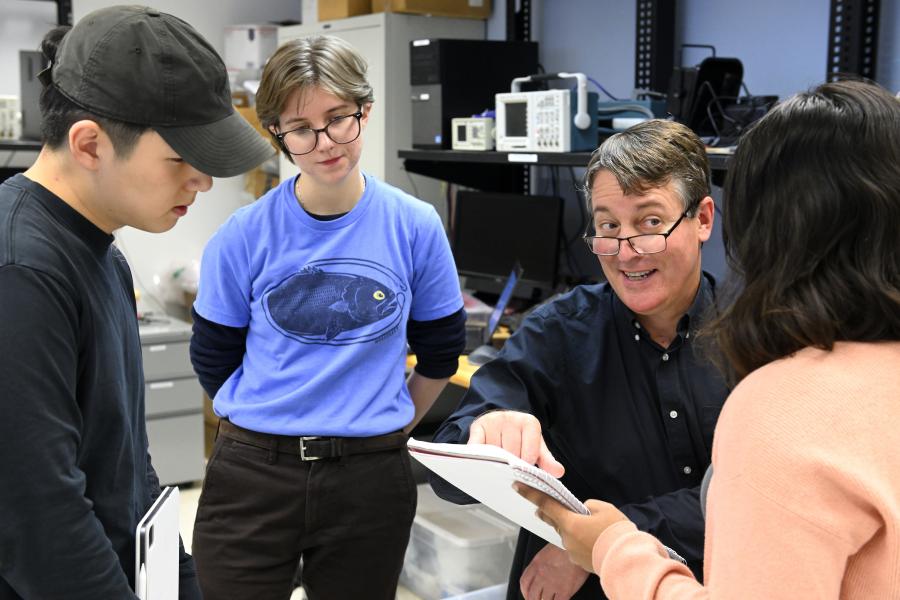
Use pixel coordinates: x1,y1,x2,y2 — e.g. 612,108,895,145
431,275,729,600
0,174,200,599
189,203,467,401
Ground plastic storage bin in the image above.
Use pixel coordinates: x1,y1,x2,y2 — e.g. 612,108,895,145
400,504,518,599
445,583,507,599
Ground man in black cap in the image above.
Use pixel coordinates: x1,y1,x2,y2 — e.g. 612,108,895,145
0,5,273,598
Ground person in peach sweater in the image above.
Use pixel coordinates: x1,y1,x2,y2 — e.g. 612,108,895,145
518,79,900,599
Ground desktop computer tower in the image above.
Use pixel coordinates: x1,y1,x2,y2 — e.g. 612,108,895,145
410,39,538,149
20,50,48,141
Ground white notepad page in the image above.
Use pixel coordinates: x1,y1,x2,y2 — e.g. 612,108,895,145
408,439,590,548
135,486,180,600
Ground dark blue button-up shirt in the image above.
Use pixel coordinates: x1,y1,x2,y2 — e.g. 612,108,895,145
431,273,729,599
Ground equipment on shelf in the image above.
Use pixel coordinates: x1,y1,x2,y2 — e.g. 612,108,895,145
451,117,494,151
410,38,538,150
667,45,777,145
495,72,598,152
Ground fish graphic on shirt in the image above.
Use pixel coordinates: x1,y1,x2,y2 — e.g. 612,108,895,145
265,266,399,341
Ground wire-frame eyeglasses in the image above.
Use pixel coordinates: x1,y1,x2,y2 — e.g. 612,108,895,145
274,110,363,156
582,211,690,256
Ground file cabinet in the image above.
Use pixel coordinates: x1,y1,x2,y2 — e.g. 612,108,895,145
139,316,204,485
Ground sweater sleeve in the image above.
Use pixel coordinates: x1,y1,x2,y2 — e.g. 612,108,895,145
0,265,138,599
593,475,860,599
617,484,704,572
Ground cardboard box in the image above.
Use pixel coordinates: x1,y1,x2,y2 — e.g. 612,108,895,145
234,103,280,197
371,0,490,19
319,0,371,21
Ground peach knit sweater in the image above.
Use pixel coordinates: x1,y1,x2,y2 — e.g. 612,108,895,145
592,341,900,599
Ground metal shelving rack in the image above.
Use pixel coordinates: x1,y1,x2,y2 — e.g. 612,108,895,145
826,0,880,81
634,0,675,95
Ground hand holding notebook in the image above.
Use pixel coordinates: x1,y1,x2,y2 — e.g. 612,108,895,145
407,439,589,548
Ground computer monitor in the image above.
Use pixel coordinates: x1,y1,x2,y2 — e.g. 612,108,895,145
452,191,563,294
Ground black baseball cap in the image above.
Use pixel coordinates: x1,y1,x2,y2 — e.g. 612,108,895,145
48,5,274,177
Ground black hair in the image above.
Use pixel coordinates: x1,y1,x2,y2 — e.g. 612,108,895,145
705,79,900,383
39,26,149,157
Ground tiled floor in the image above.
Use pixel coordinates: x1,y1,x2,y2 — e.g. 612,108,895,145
177,485,423,600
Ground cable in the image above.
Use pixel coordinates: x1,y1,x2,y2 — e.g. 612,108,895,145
556,166,588,279
597,104,655,119
632,88,667,100
587,76,619,101
569,166,587,246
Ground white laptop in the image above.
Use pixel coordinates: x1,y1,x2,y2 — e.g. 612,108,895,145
135,486,180,600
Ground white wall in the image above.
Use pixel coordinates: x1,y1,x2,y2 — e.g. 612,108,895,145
0,1,58,96
880,0,900,93
675,0,830,101
536,0,899,109
71,0,301,315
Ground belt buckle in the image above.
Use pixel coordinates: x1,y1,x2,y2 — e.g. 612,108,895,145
299,436,322,461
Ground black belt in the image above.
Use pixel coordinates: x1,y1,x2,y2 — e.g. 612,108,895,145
218,419,408,461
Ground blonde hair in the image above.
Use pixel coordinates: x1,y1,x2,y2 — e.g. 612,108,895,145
256,35,375,156
583,119,710,214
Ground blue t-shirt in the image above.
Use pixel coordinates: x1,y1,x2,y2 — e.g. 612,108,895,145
195,173,462,436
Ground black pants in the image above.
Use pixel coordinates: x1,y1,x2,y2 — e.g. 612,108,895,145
192,428,417,600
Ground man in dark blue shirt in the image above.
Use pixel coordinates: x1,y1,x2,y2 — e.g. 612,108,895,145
431,120,729,600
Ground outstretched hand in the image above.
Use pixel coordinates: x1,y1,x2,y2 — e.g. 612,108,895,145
515,484,628,572
468,411,565,477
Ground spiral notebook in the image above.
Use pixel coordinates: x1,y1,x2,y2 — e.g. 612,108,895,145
407,439,589,548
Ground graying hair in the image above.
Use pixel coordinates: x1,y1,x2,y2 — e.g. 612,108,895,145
582,119,710,215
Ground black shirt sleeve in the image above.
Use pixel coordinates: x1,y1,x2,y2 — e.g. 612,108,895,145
189,307,248,399
0,265,137,598
429,292,709,582
406,307,466,379
429,308,559,504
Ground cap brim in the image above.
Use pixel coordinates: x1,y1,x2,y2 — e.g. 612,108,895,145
156,110,275,178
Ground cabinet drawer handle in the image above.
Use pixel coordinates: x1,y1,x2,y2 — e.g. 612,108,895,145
149,381,175,390
148,344,167,352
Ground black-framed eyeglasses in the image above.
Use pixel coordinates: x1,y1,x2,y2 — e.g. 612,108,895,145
583,211,690,256
274,110,363,156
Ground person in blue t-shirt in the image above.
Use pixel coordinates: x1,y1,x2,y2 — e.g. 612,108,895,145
189,35,466,600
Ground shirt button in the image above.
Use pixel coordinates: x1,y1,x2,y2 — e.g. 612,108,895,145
634,334,640,341
683,466,692,475
662,353,669,362
669,410,678,419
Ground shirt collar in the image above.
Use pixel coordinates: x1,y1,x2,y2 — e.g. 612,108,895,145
8,174,114,257
612,272,717,346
